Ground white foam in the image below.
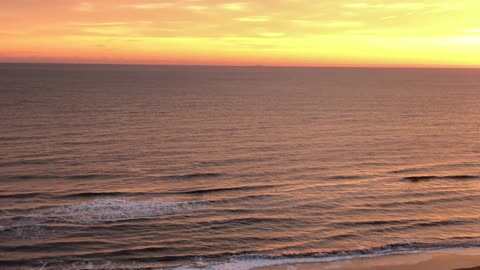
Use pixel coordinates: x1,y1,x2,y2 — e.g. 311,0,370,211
0,225,6,231
167,250,431,270
17,248,480,270
167,246,480,270
23,260,120,270
168,256,359,270
44,198,206,224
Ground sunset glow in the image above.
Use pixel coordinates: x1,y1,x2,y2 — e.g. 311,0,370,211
1,0,480,67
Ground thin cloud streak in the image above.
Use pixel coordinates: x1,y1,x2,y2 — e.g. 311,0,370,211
122,2,175,9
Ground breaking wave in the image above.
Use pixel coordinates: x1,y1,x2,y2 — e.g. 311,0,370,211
44,199,207,224
166,243,480,270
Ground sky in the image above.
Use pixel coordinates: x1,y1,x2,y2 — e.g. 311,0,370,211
1,0,480,67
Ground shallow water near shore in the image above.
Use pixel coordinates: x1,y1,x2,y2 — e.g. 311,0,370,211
256,248,480,270
1,64,480,269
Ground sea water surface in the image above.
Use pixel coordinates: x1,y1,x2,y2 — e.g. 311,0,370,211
1,64,480,269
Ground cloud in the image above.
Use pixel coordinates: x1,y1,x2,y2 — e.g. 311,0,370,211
72,21,154,37
343,2,459,10
258,32,285,38
317,20,364,28
0,30,24,36
122,3,174,10
69,21,152,27
343,3,369,9
185,5,209,12
235,16,269,22
219,2,248,11
81,26,134,35
74,2,94,12
291,19,364,29
462,29,480,33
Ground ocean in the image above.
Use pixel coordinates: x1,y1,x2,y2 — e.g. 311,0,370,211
1,63,480,270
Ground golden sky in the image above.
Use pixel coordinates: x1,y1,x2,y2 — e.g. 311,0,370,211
1,0,480,67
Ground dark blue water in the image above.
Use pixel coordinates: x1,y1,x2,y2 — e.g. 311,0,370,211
1,63,480,269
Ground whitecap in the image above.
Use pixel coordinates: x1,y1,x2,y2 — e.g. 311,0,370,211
43,198,206,224
168,249,432,270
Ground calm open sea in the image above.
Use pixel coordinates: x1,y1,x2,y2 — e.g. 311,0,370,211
1,63,480,270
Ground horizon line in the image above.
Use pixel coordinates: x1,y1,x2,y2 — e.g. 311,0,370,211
1,61,479,70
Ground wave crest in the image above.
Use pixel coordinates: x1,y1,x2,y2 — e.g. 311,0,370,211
403,175,479,182
44,199,206,224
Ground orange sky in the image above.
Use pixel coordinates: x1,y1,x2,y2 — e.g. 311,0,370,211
1,0,480,67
